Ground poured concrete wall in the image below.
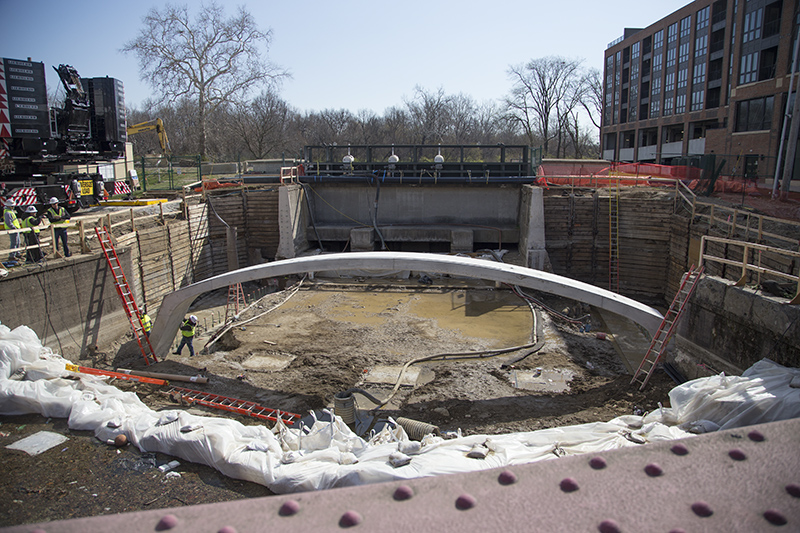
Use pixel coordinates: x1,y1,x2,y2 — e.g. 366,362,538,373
303,183,521,245
673,276,800,378
0,252,135,359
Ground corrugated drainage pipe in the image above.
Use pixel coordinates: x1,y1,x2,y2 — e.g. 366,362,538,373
396,417,440,441
334,391,356,426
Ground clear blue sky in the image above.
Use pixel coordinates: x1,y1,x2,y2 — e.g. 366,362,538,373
1,0,691,115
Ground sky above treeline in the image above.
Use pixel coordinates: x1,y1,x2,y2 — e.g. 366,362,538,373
1,0,691,113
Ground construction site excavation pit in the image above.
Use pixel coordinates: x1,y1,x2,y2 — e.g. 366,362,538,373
147,267,674,439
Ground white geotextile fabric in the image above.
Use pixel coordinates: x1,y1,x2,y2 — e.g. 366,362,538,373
2,324,799,494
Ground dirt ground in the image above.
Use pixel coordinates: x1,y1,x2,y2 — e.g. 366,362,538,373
0,261,676,528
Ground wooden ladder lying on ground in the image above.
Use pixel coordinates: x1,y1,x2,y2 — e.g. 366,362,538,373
631,265,705,390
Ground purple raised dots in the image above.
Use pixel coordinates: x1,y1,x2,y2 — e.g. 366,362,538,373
218,527,237,533
279,499,300,516
747,430,765,442
786,483,800,498
597,519,621,533
728,449,747,461
498,470,518,485
393,485,414,500
763,509,788,526
670,443,689,455
691,501,713,518
560,477,579,493
156,513,179,530
644,463,663,477
589,456,607,470
339,510,362,527
455,493,477,510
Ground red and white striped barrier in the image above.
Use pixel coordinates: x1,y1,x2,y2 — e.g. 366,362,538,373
113,181,131,195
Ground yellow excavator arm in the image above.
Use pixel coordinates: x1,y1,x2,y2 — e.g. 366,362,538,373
127,118,171,154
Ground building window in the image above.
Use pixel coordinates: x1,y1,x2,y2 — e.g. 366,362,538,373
668,22,678,44
743,8,763,43
680,16,692,38
678,68,688,89
664,96,674,116
654,29,664,49
667,48,677,68
632,41,640,59
676,94,687,114
666,72,676,90
759,46,778,81
739,52,759,84
695,34,708,57
693,63,706,85
651,76,662,96
763,1,783,38
735,95,774,131
691,90,705,111
650,99,661,118
697,6,710,30
653,53,663,71
679,42,691,63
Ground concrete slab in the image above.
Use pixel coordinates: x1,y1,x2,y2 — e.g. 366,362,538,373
242,353,295,371
6,431,68,456
511,368,574,392
364,365,420,386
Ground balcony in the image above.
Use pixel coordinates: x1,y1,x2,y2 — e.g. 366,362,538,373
619,148,635,161
638,145,658,160
688,138,706,155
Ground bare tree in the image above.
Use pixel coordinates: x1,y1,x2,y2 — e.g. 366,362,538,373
580,68,603,132
505,57,583,156
229,89,293,159
121,2,287,158
405,86,452,145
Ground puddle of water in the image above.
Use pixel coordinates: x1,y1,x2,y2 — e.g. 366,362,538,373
283,289,532,347
511,368,575,393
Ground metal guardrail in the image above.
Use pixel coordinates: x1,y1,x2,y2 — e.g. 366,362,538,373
699,235,800,304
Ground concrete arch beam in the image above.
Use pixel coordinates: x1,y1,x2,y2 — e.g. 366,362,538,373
150,252,663,358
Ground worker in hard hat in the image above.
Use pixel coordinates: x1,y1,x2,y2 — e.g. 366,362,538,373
174,314,198,357
140,308,152,338
3,199,23,262
46,197,71,257
22,205,43,263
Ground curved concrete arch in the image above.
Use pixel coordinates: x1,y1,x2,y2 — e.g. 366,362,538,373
150,252,663,357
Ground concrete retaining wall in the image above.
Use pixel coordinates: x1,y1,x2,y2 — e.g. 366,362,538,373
0,252,135,359
673,276,800,377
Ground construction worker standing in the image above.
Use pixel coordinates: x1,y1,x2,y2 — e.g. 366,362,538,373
46,197,71,257
3,199,22,262
140,310,152,338
22,205,43,263
174,315,198,357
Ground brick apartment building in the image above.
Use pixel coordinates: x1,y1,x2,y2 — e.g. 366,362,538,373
602,0,800,184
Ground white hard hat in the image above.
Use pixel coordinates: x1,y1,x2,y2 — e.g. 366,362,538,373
49,197,59,204
189,315,198,323
25,205,37,213
4,199,15,207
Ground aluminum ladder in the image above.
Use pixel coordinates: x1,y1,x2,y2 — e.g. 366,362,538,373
631,264,705,390
167,386,302,426
95,226,158,365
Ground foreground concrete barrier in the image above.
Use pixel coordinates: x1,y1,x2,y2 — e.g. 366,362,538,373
150,252,664,357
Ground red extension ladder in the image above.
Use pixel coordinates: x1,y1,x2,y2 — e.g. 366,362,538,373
95,226,158,365
167,386,302,425
631,264,705,390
